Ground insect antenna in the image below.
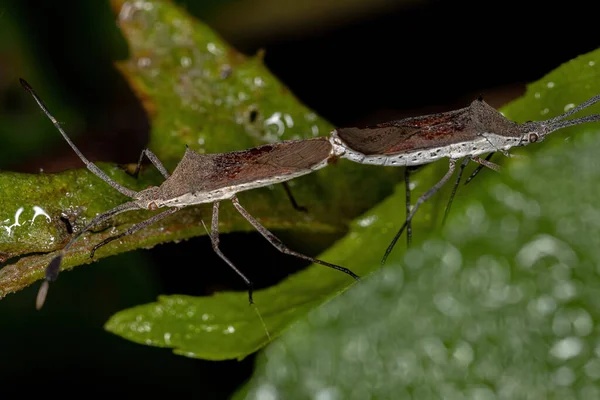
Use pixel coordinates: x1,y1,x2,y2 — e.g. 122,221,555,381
547,113,600,133
19,78,138,198
19,78,145,309
544,94,600,125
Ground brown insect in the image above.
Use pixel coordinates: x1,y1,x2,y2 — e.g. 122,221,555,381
20,79,359,309
330,95,600,263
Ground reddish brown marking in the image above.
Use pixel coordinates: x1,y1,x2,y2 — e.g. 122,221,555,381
148,202,158,210
327,153,339,164
155,138,332,199
245,144,274,156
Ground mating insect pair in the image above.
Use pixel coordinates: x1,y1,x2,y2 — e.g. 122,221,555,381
20,79,600,308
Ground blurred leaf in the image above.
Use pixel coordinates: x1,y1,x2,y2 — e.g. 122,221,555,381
0,0,398,298
0,3,81,166
231,50,600,397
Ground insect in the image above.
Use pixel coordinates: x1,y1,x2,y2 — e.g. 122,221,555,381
20,79,359,309
329,94,600,264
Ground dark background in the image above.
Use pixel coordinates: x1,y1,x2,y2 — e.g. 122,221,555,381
0,0,596,396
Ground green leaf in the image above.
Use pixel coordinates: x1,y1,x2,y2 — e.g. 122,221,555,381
0,0,398,298
232,49,600,397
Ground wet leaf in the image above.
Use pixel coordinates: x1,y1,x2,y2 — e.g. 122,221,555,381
232,50,600,397
0,0,397,298
107,47,600,370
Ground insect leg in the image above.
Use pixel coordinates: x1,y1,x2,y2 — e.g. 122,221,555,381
442,158,470,226
471,155,501,172
405,167,412,247
464,153,495,185
36,201,140,310
282,182,308,212
131,149,171,179
230,195,360,281
90,207,179,258
382,159,458,265
206,201,255,304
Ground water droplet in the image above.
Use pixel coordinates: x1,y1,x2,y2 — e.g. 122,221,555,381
264,112,285,137
305,112,317,122
528,295,556,317
550,337,583,360
465,201,487,231
564,103,575,112
163,332,172,344
441,244,462,270
311,125,319,136
343,334,370,362
201,313,212,321
452,341,474,367
31,206,51,224
541,108,550,115
118,2,135,21
254,77,264,87
224,325,235,334
534,92,541,99
3,207,24,236
434,293,463,317
584,358,600,379
553,281,577,301
357,215,377,227
547,81,555,89
180,56,191,68
253,383,278,400
206,42,221,55
421,337,447,364
516,235,577,269
283,114,294,128
137,57,151,68
553,366,575,386
589,60,596,67
315,387,341,400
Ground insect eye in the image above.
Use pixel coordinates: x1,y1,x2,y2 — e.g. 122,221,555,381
528,132,539,143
